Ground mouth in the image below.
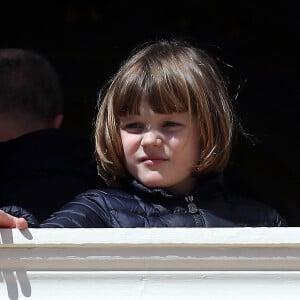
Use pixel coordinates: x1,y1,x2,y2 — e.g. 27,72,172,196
140,156,168,165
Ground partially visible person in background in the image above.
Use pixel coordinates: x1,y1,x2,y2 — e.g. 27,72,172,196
0,48,102,222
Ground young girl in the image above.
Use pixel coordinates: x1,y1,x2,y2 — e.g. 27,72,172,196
0,40,286,228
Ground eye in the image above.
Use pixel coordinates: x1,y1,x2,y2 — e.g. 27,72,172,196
122,122,144,133
126,122,144,129
163,121,182,127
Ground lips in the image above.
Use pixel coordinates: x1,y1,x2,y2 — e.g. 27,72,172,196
140,156,168,165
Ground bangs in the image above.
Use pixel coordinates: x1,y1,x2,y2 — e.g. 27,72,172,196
114,59,192,117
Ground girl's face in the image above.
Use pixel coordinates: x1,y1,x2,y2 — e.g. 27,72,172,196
119,99,201,194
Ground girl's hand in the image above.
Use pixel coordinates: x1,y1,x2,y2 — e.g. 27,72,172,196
0,210,28,229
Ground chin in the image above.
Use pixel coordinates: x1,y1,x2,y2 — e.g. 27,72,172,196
139,177,167,188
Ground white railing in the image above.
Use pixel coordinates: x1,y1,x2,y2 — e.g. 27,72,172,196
1,227,300,299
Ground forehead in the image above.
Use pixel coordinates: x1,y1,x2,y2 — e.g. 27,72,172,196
135,97,156,115
117,94,188,117
119,99,196,126
137,98,191,118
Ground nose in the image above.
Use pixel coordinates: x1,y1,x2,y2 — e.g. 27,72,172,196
141,130,163,147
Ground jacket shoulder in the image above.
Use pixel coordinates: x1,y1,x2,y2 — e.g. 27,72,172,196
41,188,135,228
225,195,287,227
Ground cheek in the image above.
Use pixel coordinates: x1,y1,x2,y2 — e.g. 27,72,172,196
180,133,201,162
169,133,197,151
120,132,139,156
191,140,201,161
189,126,201,153
189,132,201,156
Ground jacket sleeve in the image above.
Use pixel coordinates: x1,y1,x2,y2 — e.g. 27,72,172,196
0,206,40,227
271,210,287,227
40,190,108,228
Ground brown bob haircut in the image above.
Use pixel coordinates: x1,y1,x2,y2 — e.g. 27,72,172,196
95,40,234,186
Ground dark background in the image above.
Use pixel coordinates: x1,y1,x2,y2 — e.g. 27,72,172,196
1,1,299,225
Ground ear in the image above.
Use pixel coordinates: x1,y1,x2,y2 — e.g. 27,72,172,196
51,113,64,128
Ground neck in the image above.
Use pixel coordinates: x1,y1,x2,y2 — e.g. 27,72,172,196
165,176,198,195
0,116,47,142
0,113,63,142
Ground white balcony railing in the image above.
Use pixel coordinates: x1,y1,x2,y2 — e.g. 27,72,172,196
1,227,300,299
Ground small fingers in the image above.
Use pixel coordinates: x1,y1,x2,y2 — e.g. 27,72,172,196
0,210,28,229
16,218,28,230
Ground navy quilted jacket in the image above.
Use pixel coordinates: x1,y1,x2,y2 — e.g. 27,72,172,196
38,173,286,228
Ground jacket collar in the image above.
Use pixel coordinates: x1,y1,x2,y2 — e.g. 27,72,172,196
119,173,225,205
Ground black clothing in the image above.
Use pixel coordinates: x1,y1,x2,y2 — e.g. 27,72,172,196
38,173,286,228
1,205,39,227
0,128,102,222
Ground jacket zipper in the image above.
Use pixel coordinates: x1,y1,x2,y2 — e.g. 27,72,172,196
185,195,205,227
